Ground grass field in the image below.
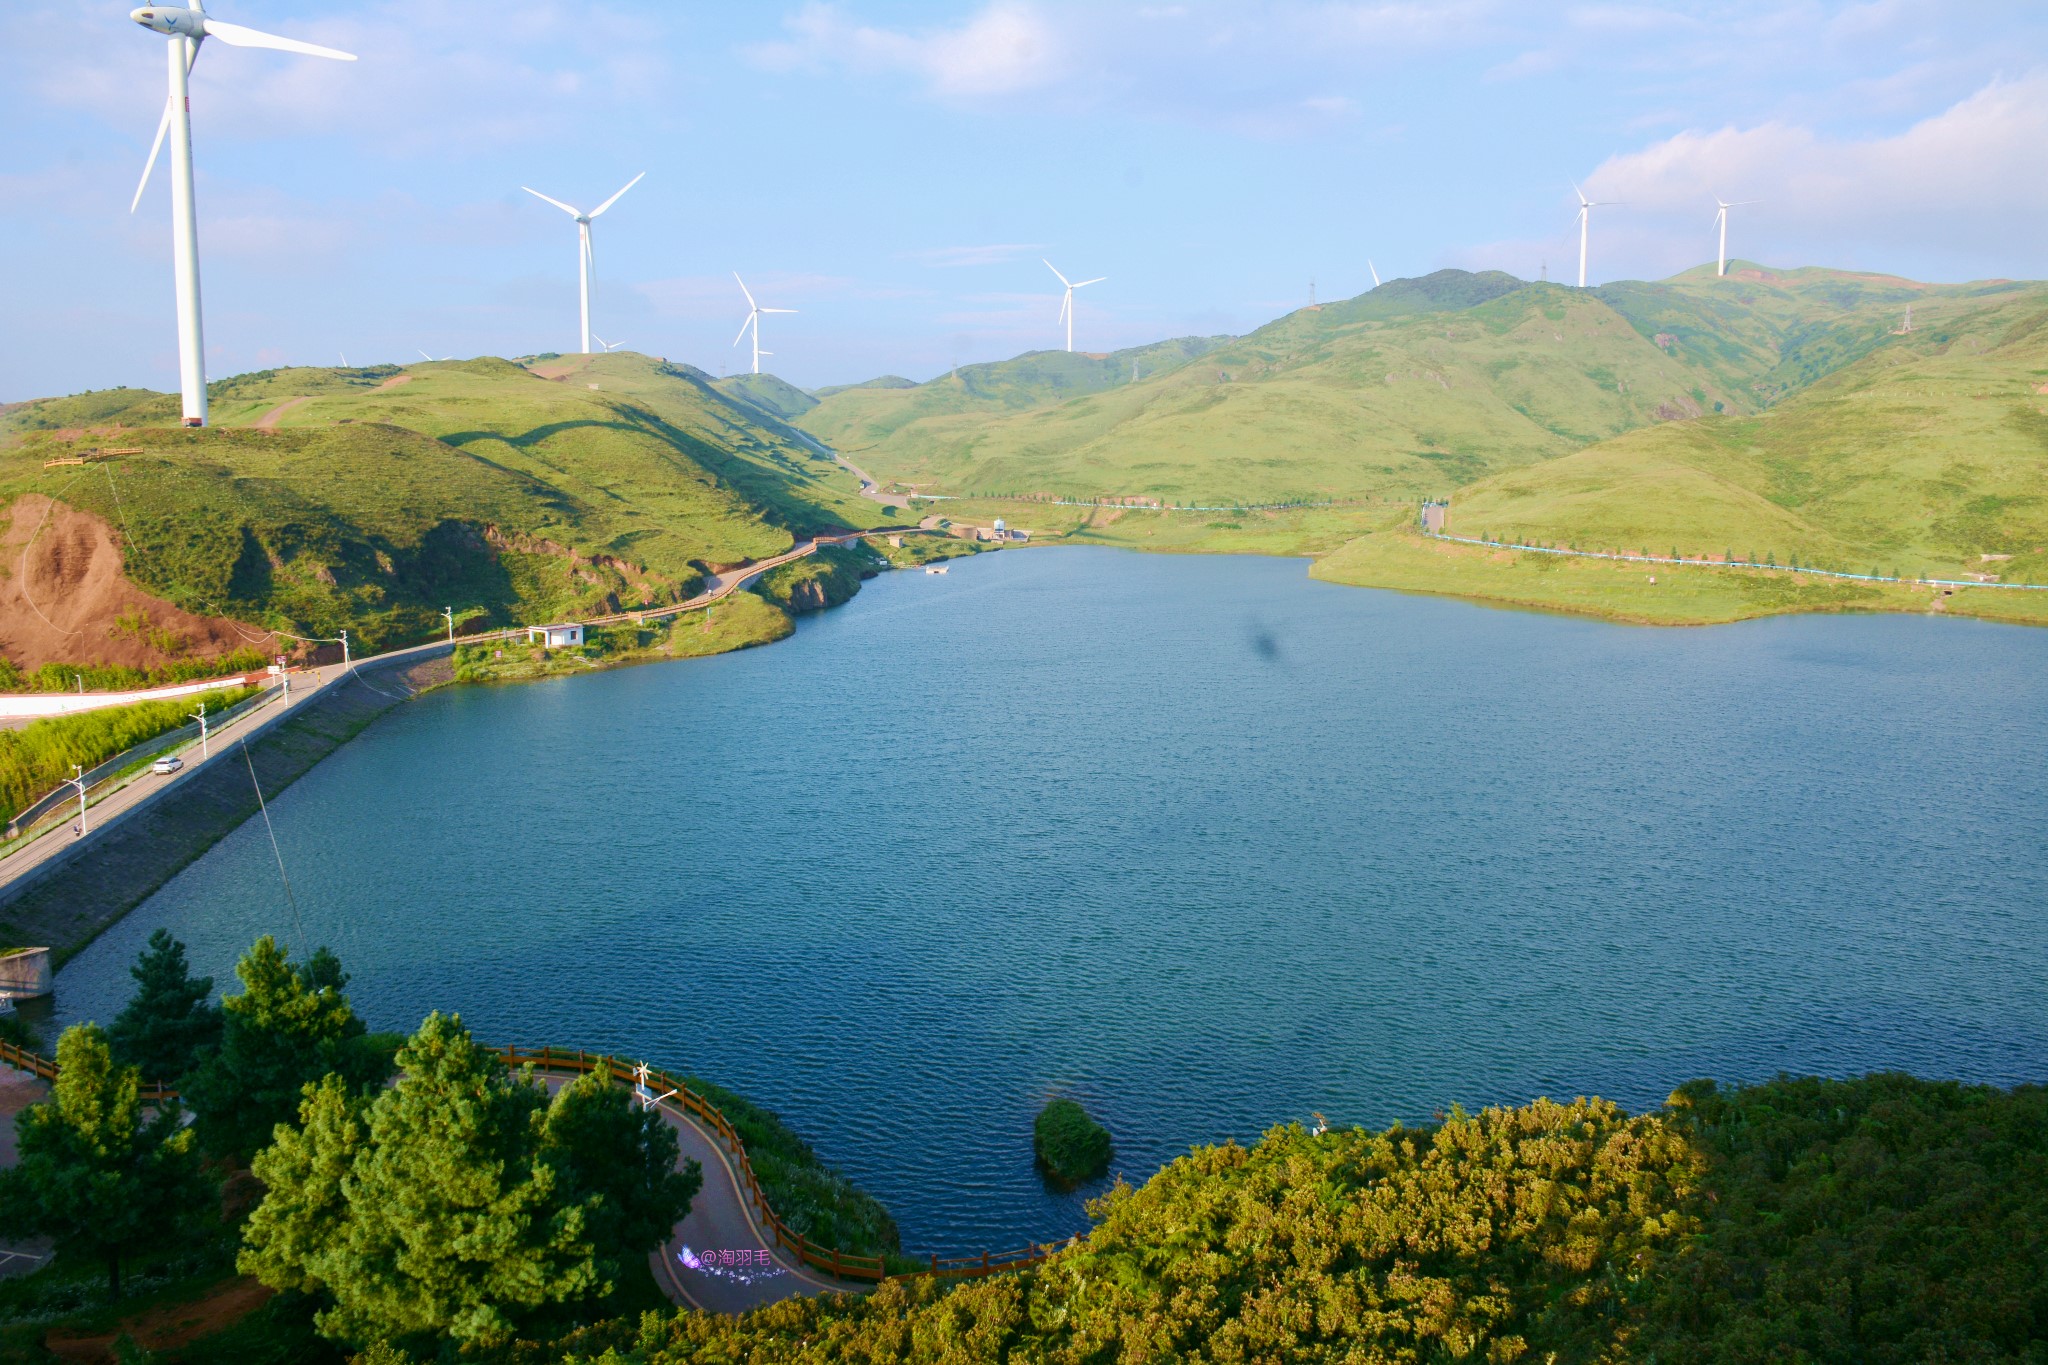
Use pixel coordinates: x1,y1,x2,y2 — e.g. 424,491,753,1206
802,267,2044,512
0,353,882,654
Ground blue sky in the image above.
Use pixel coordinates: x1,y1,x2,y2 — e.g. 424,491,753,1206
4,1,2044,400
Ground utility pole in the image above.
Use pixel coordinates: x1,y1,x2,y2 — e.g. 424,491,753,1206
190,700,209,759
340,630,351,673
71,764,87,837
444,607,455,642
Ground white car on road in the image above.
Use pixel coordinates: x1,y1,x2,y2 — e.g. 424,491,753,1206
151,756,184,776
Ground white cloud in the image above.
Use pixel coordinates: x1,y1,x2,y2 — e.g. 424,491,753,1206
1583,71,2048,265
747,2,1064,99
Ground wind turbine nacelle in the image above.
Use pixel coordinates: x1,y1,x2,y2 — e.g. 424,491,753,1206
133,6,205,38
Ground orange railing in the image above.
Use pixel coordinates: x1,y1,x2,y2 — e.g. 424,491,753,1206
0,1036,1055,1286
497,1045,1058,1284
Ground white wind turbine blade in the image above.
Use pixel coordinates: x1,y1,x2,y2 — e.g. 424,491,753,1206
762,307,797,315
418,350,435,362
732,315,756,348
131,39,203,214
1369,259,1380,287
522,187,583,217
1043,259,1072,287
588,171,645,219
132,96,175,214
200,19,356,61
733,273,758,310
1072,276,1106,288
1058,291,1070,323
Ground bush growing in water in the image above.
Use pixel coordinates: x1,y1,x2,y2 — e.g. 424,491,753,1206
1034,1097,1112,1182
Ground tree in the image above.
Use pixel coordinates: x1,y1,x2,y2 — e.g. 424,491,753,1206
540,1068,700,1287
0,1025,214,1298
242,1012,599,1351
106,928,221,1085
183,936,387,1163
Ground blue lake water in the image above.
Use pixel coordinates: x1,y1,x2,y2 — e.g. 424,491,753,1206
52,547,2048,1252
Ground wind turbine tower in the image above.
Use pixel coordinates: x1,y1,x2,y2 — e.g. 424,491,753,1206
129,3,357,427
732,274,796,375
522,173,645,355
1044,260,1106,352
1572,182,1619,289
1713,197,1760,277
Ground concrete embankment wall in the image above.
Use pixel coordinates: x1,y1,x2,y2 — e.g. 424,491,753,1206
0,652,452,967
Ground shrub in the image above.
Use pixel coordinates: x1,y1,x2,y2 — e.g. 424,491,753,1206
1034,1098,1112,1183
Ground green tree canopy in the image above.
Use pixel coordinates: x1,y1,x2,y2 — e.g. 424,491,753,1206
540,1068,700,1289
0,1024,214,1298
106,928,221,1085
183,936,388,1163
241,1012,604,1352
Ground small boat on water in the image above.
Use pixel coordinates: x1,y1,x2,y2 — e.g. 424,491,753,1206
925,565,949,575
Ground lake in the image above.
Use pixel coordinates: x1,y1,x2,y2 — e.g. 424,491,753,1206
52,547,2048,1253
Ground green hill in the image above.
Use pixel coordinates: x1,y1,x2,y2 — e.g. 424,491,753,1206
0,353,882,653
806,267,2045,512
1314,283,2048,624
796,335,1230,488
813,375,917,399
712,372,819,422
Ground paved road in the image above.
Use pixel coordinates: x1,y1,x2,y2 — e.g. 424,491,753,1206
542,1072,857,1312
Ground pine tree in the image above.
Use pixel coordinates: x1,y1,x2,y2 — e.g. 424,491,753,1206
301,1013,598,1349
106,929,221,1086
0,1025,214,1298
183,936,387,1163
239,1073,365,1295
541,1068,701,1288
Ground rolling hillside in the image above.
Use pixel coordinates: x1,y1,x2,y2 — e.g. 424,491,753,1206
803,267,2046,512
0,352,881,657
796,335,1230,480
1314,284,2048,624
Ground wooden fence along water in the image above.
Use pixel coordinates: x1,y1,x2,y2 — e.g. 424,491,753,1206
0,1037,1053,1286
497,1045,1056,1283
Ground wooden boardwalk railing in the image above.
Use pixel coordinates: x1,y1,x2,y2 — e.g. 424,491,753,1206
499,1045,1056,1284
0,1036,1054,1286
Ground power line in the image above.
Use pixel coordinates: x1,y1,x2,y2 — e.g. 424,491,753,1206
241,737,305,949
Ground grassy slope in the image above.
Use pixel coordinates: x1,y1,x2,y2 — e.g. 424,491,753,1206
712,372,820,421
808,269,1793,506
1316,284,2048,625
796,335,1229,482
0,355,880,651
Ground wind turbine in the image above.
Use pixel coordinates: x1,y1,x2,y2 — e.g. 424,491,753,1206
521,172,645,355
731,274,795,375
1572,182,1620,288
1044,260,1106,352
1369,260,1381,288
1713,196,1759,277
416,349,449,362
593,335,626,353
128,3,356,428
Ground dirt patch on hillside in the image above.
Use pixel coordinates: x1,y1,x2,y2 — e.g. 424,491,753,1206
0,495,266,672
375,374,413,390
253,395,311,428
44,1276,271,1362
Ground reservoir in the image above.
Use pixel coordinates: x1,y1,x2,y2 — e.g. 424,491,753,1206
51,548,2048,1253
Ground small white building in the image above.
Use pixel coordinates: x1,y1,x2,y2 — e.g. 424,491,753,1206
527,623,585,648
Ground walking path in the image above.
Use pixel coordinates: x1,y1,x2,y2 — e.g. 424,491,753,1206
531,1069,848,1313
1423,528,2048,591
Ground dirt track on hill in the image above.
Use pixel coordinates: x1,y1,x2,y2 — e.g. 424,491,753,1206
0,495,263,672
